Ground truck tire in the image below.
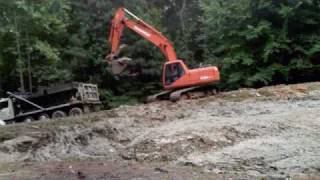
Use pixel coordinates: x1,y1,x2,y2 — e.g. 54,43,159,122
52,111,67,119
24,117,34,123
38,113,50,120
69,107,83,117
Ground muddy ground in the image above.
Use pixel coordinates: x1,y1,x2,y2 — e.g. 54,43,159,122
0,83,320,179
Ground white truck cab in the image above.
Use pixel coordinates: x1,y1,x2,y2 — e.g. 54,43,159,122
0,98,14,125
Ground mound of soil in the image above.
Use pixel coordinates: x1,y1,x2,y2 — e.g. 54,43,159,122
1,82,320,179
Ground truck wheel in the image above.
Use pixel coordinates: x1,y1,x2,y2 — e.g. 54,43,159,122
39,114,50,120
69,108,83,117
52,111,67,119
24,117,34,123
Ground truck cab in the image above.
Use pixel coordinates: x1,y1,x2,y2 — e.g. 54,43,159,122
0,98,14,125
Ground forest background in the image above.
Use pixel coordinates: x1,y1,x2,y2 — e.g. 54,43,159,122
0,0,319,107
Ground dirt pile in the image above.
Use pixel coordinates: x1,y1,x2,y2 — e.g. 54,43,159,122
0,82,320,179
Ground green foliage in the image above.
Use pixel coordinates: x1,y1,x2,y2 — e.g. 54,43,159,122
202,0,320,89
99,89,139,109
1,0,320,106
0,0,71,88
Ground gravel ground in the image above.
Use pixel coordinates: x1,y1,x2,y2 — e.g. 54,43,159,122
0,83,320,179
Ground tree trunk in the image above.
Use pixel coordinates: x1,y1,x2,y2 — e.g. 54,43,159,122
14,13,25,93
26,33,33,93
179,0,187,34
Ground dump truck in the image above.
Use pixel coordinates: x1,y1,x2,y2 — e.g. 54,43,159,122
0,82,102,125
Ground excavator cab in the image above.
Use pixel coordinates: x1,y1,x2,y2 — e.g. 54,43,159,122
163,61,185,86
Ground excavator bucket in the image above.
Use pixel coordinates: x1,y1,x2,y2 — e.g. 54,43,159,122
107,44,132,75
109,57,132,75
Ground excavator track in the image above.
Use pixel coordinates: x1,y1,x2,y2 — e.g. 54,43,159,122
145,90,173,103
169,86,201,102
146,85,218,103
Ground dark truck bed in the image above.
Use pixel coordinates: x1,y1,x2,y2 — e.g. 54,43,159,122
7,82,102,123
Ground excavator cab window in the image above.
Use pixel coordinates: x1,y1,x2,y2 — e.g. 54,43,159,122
164,62,185,86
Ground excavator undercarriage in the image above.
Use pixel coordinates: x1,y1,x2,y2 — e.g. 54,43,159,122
145,84,220,103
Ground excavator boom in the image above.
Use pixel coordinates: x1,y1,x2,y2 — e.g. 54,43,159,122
108,8,177,61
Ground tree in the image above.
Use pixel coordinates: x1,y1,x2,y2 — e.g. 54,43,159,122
1,0,320,106
0,0,71,94
201,0,320,89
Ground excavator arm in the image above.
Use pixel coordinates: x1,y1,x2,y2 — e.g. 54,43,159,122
108,7,177,62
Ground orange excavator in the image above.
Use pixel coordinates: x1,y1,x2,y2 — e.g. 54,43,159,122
107,7,220,101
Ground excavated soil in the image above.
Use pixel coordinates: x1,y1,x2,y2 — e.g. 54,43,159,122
0,82,320,179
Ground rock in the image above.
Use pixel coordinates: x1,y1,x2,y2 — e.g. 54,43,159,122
154,167,169,174
77,171,86,179
1,136,38,153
